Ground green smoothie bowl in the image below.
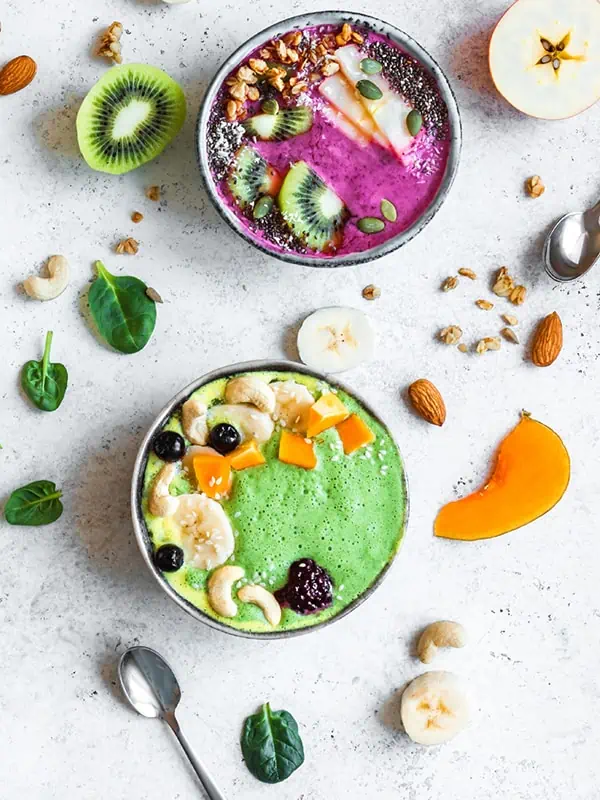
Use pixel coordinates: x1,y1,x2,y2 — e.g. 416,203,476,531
131,361,408,639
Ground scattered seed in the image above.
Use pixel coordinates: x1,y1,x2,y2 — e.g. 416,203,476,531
458,268,477,280
131,211,144,223
502,313,518,326
406,109,423,137
360,58,383,74
262,98,279,115
253,195,274,220
357,216,385,234
146,287,163,304
356,79,383,100
442,276,458,292
362,284,381,301
476,299,494,310
380,199,397,223
501,327,519,344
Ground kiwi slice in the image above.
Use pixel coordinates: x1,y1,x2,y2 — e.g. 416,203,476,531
278,161,348,252
243,106,313,141
227,145,281,208
76,64,186,175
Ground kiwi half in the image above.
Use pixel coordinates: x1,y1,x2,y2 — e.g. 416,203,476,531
76,64,186,175
227,145,281,208
278,161,348,252
243,107,313,141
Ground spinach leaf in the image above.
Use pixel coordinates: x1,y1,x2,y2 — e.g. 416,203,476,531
21,331,68,412
4,480,63,526
241,702,304,784
88,261,157,354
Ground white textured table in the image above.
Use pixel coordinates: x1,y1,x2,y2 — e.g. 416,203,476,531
2,1,600,798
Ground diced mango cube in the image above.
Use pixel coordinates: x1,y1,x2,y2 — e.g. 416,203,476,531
306,393,350,438
336,414,375,455
229,440,266,471
193,454,232,499
278,430,317,470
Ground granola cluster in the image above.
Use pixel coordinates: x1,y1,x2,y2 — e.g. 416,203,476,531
223,23,364,122
97,21,124,64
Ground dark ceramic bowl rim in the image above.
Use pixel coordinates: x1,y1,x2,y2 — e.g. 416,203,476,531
196,10,462,268
131,360,410,640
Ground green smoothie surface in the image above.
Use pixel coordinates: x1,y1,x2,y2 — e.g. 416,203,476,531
142,371,407,633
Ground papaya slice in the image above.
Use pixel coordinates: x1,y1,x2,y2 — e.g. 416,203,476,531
336,414,375,454
306,393,349,438
229,440,266,471
193,454,232,499
435,414,570,541
278,430,317,470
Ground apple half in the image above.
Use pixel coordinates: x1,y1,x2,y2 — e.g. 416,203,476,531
489,0,600,120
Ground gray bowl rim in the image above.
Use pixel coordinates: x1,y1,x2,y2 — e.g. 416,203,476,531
196,10,463,268
131,359,410,640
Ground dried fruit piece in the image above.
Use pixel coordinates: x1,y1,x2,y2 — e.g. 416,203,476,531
475,299,494,310
435,414,570,541
362,284,381,301
526,175,545,198
0,55,37,96
501,327,519,344
442,276,458,292
408,379,446,427
531,311,562,366
439,326,462,345
458,268,477,280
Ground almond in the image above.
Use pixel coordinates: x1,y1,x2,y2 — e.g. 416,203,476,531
0,55,37,96
531,312,563,367
408,379,446,427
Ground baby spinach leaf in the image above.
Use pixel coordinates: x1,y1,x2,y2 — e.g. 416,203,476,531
21,331,68,412
241,702,304,784
88,261,157,354
4,480,63,526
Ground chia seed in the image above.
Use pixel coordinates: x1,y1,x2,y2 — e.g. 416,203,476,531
247,204,307,254
206,103,245,181
366,40,449,136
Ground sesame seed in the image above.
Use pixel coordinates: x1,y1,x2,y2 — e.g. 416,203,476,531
331,455,340,462
234,511,241,518
209,476,216,486
215,477,222,486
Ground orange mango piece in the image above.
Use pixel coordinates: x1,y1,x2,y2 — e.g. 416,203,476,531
229,440,266,471
306,393,349,438
435,414,570,541
278,430,317,470
336,414,375,454
193,454,232,499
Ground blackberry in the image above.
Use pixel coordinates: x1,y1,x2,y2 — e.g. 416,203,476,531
275,558,333,615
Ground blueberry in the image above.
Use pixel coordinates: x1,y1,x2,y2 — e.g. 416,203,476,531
209,423,241,455
154,544,184,572
275,558,334,615
153,431,185,462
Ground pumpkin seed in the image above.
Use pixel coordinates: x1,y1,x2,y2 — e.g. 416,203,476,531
360,58,383,75
253,195,274,220
357,217,385,234
262,98,279,115
356,79,383,100
380,199,397,223
406,109,423,137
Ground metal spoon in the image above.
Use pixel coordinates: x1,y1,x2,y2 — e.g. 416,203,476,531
544,200,600,282
118,646,226,800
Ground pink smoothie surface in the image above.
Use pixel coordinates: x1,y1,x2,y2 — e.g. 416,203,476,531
209,25,452,260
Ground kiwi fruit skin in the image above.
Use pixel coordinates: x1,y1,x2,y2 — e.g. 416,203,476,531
76,63,186,175
227,145,280,208
243,107,313,141
278,161,348,252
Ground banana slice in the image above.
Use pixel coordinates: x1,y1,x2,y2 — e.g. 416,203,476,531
270,380,315,433
172,494,234,570
208,404,274,443
181,445,219,475
297,307,375,373
225,376,276,415
401,671,470,746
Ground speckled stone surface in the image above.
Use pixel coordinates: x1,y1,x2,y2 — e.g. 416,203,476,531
1,1,600,798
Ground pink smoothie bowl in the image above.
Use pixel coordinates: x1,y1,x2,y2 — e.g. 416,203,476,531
196,11,462,268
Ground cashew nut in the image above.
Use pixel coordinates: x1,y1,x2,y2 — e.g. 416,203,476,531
417,621,467,664
225,376,276,415
208,565,245,617
148,463,180,517
238,584,282,626
23,255,70,301
181,397,208,445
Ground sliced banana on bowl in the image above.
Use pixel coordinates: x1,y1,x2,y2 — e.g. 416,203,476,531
171,493,234,570
271,380,315,432
297,306,375,373
401,671,470,746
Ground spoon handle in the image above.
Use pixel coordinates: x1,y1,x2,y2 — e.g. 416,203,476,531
165,714,226,800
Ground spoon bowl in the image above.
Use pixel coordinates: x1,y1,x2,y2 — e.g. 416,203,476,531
544,201,600,282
